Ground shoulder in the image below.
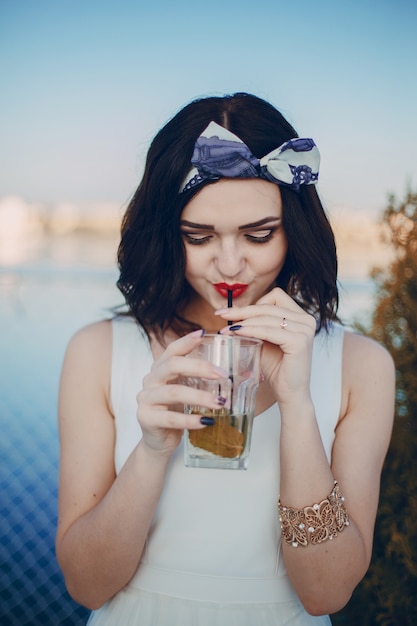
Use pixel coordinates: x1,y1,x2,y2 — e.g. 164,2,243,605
62,320,113,397
64,317,151,370
65,319,112,361
339,328,395,427
342,329,395,381
59,321,115,433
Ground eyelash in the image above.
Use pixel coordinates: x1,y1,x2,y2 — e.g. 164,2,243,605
182,234,211,245
182,229,276,246
246,231,275,244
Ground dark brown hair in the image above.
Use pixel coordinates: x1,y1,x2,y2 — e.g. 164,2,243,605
117,92,339,336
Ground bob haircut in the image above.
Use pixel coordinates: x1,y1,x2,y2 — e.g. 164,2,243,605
117,92,339,338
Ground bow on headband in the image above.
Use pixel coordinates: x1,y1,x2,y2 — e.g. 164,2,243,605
180,121,320,193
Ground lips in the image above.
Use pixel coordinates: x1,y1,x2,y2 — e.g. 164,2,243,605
213,283,249,298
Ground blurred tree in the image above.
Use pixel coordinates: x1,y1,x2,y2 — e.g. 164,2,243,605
332,188,417,625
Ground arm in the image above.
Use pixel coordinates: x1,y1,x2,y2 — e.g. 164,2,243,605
56,323,224,609
279,332,394,615
216,290,395,615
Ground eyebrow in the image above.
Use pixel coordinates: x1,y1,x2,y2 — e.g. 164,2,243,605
180,216,281,230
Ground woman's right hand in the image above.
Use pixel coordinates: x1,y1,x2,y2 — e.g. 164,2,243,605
57,324,227,608
136,329,225,457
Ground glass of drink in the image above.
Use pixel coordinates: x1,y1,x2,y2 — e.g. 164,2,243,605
183,334,263,470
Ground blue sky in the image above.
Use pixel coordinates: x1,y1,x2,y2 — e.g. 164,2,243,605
1,0,416,215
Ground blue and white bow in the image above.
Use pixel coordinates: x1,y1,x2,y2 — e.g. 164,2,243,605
180,121,320,193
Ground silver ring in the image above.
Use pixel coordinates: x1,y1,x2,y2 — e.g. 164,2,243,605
280,317,288,330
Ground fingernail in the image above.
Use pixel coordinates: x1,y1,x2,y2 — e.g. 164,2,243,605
200,417,215,426
229,324,242,331
216,395,227,406
259,372,265,383
189,328,205,337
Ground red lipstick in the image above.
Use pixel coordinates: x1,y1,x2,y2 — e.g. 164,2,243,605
213,283,249,298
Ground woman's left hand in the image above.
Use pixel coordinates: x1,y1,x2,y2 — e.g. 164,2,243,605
215,287,317,406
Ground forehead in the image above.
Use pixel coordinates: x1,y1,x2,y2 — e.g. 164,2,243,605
181,178,282,224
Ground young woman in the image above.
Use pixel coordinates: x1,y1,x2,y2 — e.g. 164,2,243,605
56,92,395,625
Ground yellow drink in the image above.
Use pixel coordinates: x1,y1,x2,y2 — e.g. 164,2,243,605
187,408,248,459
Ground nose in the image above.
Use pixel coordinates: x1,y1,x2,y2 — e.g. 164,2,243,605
215,238,245,278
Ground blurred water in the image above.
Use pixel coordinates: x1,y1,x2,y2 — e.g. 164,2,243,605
0,257,374,625
0,263,120,626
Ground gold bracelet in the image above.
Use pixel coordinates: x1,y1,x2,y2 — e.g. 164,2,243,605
278,480,350,548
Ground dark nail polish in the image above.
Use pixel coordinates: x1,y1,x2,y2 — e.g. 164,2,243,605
200,417,215,426
229,324,242,331
216,396,227,406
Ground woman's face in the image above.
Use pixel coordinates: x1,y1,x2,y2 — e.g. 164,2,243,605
180,178,288,320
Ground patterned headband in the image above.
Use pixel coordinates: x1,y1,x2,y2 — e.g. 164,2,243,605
180,121,320,193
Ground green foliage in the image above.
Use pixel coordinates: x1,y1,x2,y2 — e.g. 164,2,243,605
333,188,417,625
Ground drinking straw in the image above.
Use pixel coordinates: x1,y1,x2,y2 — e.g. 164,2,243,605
227,289,233,325
227,290,235,418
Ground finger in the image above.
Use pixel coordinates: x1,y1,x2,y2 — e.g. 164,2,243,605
139,384,226,411
219,320,315,346
214,287,298,315
218,310,314,334
215,303,307,325
146,355,227,388
255,287,300,308
160,328,206,361
140,407,220,431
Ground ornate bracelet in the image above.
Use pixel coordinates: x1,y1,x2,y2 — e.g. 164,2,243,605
278,480,350,548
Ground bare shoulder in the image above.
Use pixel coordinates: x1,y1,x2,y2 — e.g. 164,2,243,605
65,319,112,357
342,329,395,382
339,328,395,434
335,329,395,489
60,319,113,404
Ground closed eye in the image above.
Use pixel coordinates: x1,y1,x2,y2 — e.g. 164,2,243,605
181,232,212,245
245,229,275,243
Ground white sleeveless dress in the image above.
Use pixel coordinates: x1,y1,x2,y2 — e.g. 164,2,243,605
87,317,345,625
